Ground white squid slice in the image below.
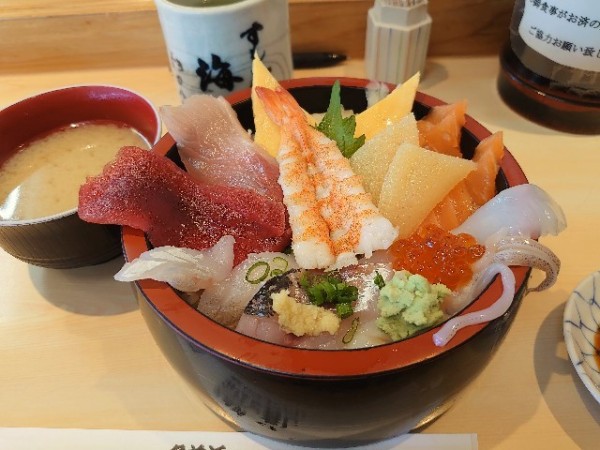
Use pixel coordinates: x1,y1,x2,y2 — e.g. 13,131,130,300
453,184,567,243
433,185,566,346
493,235,561,292
114,235,235,292
433,263,515,347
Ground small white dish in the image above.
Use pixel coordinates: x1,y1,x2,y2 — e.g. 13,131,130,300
563,270,600,403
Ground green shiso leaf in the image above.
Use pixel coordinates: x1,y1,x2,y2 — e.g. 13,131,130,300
315,80,366,158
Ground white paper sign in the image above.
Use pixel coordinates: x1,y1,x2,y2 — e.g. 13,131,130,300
519,0,600,71
0,428,478,450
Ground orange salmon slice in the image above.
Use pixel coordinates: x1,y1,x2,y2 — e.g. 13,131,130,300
417,100,468,158
419,131,505,232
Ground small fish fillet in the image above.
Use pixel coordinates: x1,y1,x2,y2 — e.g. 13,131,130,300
199,252,298,328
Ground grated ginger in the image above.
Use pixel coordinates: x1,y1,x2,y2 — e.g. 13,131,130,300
272,289,341,337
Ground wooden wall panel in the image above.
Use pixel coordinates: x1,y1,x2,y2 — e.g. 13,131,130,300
0,0,514,74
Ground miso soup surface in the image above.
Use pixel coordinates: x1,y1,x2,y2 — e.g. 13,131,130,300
0,121,149,221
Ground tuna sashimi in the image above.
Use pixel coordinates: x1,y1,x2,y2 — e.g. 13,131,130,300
417,100,467,158
418,132,505,231
78,146,290,265
160,95,282,203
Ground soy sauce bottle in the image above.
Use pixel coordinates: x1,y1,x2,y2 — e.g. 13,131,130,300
498,0,600,134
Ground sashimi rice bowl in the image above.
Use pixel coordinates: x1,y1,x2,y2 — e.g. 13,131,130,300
78,69,566,445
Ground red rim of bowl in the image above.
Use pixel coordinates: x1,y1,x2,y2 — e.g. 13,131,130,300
121,77,529,378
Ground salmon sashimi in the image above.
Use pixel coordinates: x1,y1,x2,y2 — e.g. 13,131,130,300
418,132,505,231
417,100,468,158
160,95,283,203
463,132,505,206
255,86,398,270
78,146,290,265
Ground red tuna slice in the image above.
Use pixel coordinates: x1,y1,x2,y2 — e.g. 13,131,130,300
160,95,282,203
78,146,289,265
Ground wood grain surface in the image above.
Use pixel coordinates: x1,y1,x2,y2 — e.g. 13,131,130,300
0,0,514,73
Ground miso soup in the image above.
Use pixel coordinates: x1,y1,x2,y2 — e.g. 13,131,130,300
0,121,149,221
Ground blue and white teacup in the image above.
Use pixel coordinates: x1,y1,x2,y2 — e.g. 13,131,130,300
154,0,293,100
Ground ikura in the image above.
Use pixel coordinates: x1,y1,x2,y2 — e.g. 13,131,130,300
387,224,485,290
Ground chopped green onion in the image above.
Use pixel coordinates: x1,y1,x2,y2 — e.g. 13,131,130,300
270,256,288,277
299,272,358,317
245,261,270,284
336,302,354,319
374,271,385,289
271,256,289,272
342,317,360,344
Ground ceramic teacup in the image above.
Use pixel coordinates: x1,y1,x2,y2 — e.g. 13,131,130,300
154,0,293,100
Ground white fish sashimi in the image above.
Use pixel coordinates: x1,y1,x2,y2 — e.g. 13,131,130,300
198,252,298,328
453,184,567,243
235,261,394,349
235,306,390,350
160,95,282,202
114,235,235,292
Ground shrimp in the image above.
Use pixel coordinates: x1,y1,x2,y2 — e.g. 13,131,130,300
255,87,398,270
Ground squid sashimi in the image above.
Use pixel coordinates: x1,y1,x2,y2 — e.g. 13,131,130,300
419,132,505,231
432,184,566,346
161,95,282,202
78,146,290,265
453,183,567,242
255,86,398,270
114,235,235,292
417,100,468,158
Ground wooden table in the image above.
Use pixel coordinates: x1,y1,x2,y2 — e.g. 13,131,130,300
1,57,599,449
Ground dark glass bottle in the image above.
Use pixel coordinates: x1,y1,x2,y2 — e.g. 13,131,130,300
497,0,600,134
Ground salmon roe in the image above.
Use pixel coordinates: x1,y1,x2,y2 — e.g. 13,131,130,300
387,224,485,290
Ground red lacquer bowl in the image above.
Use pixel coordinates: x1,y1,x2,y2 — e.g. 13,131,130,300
122,78,529,446
0,85,161,268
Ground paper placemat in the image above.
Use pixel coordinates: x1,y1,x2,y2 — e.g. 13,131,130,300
0,428,477,449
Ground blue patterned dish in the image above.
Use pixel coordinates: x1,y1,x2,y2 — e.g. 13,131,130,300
563,271,600,403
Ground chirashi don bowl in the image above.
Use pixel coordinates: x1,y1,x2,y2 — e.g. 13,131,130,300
121,77,531,446
0,85,161,269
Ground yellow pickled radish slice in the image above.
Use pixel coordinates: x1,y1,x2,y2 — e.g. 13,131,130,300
378,143,476,238
349,113,419,205
355,72,420,140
